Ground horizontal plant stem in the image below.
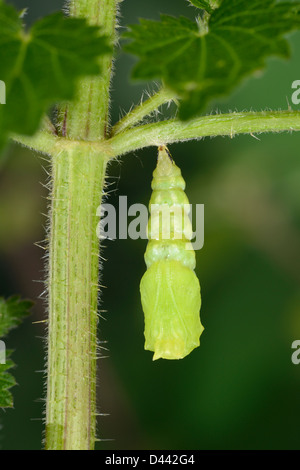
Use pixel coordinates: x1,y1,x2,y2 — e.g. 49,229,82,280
13,110,300,159
12,132,112,159
111,87,176,135
109,110,300,156
11,131,59,156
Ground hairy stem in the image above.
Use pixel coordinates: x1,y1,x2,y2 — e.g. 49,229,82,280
65,0,119,140
111,87,177,136
14,110,300,159
46,147,107,450
45,0,119,450
109,110,300,156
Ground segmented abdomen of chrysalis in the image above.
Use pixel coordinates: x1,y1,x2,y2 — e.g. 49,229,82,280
140,145,204,360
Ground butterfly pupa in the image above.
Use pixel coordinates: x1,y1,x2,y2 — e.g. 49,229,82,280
140,145,204,360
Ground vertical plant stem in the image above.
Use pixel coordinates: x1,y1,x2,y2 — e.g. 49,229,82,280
66,0,119,140
45,0,119,450
46,148,107,450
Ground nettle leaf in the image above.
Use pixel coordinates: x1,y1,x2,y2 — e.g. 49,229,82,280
125,0,300,119
0,1,111,149
0,296,32,337
0,356,16,408
0,296,32,408
188,0,221,14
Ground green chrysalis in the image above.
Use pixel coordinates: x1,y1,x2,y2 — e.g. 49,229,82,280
140,146,204,360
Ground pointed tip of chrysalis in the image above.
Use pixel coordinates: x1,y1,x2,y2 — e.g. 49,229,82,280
152,145,184,190
156,145,174,177
158,145,172,159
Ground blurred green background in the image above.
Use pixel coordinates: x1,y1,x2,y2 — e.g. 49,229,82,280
0,0,300,450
